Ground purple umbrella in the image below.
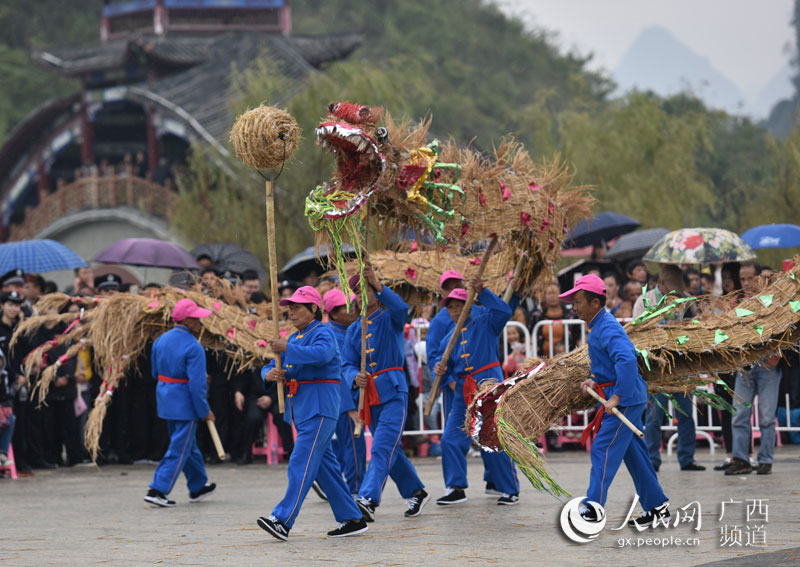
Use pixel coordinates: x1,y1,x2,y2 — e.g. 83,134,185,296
93,238,200,270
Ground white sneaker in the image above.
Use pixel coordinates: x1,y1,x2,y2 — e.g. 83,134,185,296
0,453,13,467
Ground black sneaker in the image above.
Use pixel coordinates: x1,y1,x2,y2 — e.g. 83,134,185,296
724,458,753,476
436,488,467,505
189,482,216,502
713,459,731,471
579,504,599,522
257,515,290,541
628,502,671,528
756,463,772,475
356,497,376,522
144,488,176,507
497,493,519,506
404,489,430,517
484,482,502,496
680,462,706,471
311,480,328,501
327,518,369,537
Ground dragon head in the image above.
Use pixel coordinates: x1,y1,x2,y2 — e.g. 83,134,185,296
314,102,389,218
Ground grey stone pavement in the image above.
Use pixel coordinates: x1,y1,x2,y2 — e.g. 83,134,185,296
2,445,799,566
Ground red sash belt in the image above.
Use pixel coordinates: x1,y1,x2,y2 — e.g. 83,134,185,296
360,366,403,427
460,361,501,406
158,374,188,384
581,381,615,446
286,379,340,397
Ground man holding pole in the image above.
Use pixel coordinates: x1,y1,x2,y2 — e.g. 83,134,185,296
343,264,429,521
426,271,465,435
433,278,520,506
563,274,670,527
257,286,367,540
144,299,216,507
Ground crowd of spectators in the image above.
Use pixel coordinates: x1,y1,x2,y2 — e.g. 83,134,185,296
1,255,798,479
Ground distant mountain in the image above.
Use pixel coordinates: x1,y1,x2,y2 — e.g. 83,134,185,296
755,63,794,118
614,26,748,115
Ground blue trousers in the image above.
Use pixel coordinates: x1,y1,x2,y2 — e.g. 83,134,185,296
441,379,519,494
732,365,781,464
150,420,207,495
330,410,366,494
587,404,667,511
645,393,696,468
358,394,424,504
273,415,361,529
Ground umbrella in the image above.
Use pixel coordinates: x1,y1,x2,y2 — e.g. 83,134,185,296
0,239,87,274
643,228,756,264
606,228,670,261
279,245,357,282
741,224,800,250
565,211,641,248
191,243,266,281
93,238,200,270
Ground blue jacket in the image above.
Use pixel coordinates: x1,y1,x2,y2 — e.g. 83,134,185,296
586,308,647,407
342,286,409,405
262,320,342,425
442,288,511,385
151,326,211,421
427,293,520,388
328,320,357,413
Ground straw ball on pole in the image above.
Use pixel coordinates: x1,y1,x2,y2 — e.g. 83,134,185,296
230,106,300,170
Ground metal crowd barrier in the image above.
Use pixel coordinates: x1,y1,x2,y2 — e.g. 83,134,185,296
402,318,800,452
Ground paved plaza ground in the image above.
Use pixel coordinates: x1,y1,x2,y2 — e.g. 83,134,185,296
2,445,799,566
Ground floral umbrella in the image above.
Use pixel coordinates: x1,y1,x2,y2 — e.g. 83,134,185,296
643,228,756,264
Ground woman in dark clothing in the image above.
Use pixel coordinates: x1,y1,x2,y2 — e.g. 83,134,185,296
40,315,84,466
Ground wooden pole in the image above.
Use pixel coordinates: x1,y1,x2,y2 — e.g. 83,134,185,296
502,254,526,303
266,180,285,414
585,387,645,438
354,208,371,438
425,236,498,416
206,419,226,461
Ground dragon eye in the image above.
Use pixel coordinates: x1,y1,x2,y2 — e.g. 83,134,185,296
376,127,388,143
328,102,340,114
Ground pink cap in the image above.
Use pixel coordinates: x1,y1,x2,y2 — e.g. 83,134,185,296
323,289,354,313
279,285,322,309
559,274,606,302
439,270,465,288
441,287,468,307
172,298,213,322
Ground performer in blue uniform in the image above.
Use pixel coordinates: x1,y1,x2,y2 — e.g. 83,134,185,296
562,274,670,527
145,299,216,507
322,288,365,496
425,270,464,436
257,286,367,541
342,264,429,521
433,279,521,506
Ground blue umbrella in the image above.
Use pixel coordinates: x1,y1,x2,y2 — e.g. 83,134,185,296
741,224,800,249
0,239,87,274
565,211,641,248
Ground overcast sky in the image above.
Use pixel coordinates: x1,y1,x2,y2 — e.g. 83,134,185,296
501,0,795,100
